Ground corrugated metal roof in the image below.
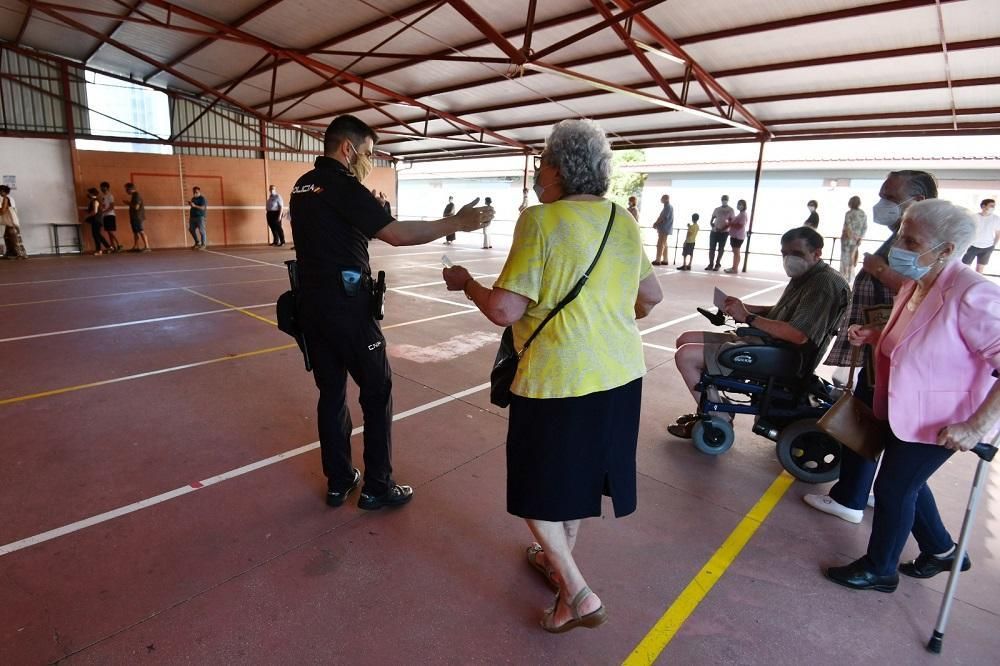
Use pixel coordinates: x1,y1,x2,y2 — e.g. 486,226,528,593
0,0,997,161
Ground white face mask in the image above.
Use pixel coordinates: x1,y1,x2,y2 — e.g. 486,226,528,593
783,255,811,278
872,196,914,227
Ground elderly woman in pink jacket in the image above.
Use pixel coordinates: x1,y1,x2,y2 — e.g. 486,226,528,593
826,199,1000,593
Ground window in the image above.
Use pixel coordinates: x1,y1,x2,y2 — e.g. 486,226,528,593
76,72,171,154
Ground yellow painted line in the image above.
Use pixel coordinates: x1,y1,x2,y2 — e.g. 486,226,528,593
0,277,286,308
623,471,796,665
184,287,277,326
0,343,298,407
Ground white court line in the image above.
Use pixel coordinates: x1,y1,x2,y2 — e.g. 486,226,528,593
0,303,275,344
382,308,477,329
0,278,287,309
392,273,499,291
0,381,491,557
202,249,285,267
388,289,477,309
684,271,784,284
643,342,678,352
638,283,784,337
0,263,268,287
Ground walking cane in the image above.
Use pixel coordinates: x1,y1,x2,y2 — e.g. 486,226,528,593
926,436,999,654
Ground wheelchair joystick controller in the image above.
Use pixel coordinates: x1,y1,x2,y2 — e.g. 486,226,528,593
697,307,726,327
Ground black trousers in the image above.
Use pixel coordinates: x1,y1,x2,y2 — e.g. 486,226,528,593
266,210,284,245
88,218,110,249
867,432,955,575
707,231,728,267
300,288,394,496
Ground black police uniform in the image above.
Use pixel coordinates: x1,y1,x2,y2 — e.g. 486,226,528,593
290,156,395,497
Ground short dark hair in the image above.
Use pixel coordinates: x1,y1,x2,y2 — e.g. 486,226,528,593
737,199,747,208
100,181,110,189
890,170,938,199
982,198,996,208
691,213,700,221
324,115,377,155
87,187,99,195
781,226,824,251
807,199,818,207
124,182,134,190
0,185,9,194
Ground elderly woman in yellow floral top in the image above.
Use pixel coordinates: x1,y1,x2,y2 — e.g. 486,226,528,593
443,119,662,633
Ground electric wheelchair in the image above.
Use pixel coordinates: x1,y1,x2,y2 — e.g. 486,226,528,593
685,315,847,484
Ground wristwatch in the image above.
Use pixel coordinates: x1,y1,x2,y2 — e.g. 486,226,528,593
745,314,758,326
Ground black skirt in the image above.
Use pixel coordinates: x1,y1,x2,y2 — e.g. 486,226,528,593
506,378,642,521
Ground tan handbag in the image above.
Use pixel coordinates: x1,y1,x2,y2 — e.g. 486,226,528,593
817,347,886,461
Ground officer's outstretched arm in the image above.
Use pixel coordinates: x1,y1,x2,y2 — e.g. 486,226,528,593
376,200,494,246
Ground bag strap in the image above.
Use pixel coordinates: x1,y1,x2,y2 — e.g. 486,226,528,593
517,203,616,358
845,345,862,391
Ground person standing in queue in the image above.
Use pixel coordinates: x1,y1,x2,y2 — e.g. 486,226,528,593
266,184,285,247
290,114,494,510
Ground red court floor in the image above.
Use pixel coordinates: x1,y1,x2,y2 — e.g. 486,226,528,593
1,241,998,665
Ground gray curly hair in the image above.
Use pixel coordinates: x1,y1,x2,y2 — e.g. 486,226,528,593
542,119,612,196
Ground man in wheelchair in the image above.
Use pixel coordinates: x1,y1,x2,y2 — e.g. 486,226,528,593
668,227,850,460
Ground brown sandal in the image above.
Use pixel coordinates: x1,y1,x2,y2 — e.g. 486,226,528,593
667,419,696,439
540,586,608,633
526,543,558,591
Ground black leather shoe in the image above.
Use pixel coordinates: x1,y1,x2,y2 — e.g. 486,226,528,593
358,484,414,511
826,557,898,592
326,468,361,507
697,307,726,326
899,548,971,579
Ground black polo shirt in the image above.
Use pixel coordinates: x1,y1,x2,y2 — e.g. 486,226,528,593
290,156,393,286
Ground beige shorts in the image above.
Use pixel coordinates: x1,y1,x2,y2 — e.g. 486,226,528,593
702,331,762,376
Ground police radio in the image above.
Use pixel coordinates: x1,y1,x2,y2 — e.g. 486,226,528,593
373,270,386,320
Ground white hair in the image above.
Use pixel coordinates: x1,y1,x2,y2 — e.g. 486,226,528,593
902,199,977,260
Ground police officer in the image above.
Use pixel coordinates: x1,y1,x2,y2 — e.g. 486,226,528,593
290,114,493,510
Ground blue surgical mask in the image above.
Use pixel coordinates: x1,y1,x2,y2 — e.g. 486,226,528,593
532,169,548,200
872,196,913,227
887,243,942,280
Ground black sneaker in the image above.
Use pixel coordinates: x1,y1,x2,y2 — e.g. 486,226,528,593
358,484,414,511
899,547,971,579
326,468,361,507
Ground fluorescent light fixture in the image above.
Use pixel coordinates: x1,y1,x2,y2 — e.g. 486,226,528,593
523,62,758,134
633,41,686,65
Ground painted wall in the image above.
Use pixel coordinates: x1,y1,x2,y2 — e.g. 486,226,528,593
0,137,79,256
0,136,398,254
76,151,397,252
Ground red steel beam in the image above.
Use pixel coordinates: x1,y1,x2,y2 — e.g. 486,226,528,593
143,0,290,83
332,1,971,121
14,6,33,44
247,3,615,111
588,0,683,104
133,0,529,150
28,2,283,127
355,38,998,130
610,0,767,134
444,0,526,64
212,0,443,89
531,0,670,61
81,0,141,63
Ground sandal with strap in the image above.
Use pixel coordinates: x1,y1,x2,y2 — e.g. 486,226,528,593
540,586,608,634
526,543,558,591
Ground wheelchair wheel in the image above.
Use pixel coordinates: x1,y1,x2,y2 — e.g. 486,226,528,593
775,419,841,484
691,417,735,456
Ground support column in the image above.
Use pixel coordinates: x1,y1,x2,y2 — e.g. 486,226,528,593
60,63,84,216
741,140,766,273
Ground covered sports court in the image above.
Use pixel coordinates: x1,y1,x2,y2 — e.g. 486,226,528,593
2,1,999,663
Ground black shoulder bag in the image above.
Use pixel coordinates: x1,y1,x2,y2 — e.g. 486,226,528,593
489,204,616,407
